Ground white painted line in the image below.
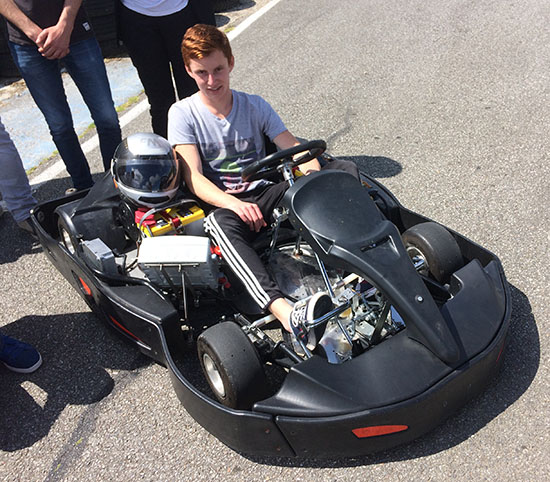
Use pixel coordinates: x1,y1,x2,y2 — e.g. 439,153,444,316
31,0,283,187
227,0,284,41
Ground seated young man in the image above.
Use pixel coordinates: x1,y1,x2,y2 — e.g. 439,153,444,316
168,24,358,341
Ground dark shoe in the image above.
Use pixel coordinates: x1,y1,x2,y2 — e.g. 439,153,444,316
290,292,333,349
17,218,36,236
0,334,42,373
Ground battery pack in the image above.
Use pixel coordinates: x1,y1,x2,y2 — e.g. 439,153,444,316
138,205,204,237
137,235,218,289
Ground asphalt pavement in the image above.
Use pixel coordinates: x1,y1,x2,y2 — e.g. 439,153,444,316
1,0,549,480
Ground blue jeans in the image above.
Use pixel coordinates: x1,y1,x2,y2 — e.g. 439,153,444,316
0,117,36,222
9,37,122,189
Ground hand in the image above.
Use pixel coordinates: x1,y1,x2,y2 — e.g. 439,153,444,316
36,24,71,59
227,199,267,232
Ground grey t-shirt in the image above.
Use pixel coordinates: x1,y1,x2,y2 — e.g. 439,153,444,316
167,90,287,193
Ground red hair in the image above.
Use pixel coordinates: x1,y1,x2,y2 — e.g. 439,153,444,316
181,24,233,67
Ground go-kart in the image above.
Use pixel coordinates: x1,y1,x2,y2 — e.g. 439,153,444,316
31,140,510,458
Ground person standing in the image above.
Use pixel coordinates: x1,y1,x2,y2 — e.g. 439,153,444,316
0,116,36,233
0,0,122,191
117,0,215,139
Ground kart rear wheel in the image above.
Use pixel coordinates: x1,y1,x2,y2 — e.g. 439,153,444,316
402,222,463,285
197,322,268,409
58,216,80,255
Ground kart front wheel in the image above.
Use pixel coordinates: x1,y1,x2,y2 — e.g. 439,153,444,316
197,322,268,409
402,222,463,285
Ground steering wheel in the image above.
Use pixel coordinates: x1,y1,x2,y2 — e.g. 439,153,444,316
241,139,326,182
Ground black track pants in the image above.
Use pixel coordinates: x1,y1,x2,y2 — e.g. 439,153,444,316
204,159,360,311
118,4,199,138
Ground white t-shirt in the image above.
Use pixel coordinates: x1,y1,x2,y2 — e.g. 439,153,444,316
121,0,188,17
168,90,287,194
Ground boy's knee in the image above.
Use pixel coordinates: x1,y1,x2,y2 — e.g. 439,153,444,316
322,158,360,179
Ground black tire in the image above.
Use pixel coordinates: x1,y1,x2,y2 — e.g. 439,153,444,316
402,222,463,285
58,216,80,255
197,322,268,409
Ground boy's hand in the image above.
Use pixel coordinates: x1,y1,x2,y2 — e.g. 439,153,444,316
228,199,266,232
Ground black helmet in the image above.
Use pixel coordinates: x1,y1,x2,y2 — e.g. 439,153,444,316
112,133,180,207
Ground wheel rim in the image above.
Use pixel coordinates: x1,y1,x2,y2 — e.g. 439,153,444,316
60,227,76,254
202,353,226,398
406,246,429,276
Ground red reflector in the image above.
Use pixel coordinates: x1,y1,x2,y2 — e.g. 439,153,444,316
108,315,141,342
79,277,92,296
352,425,408,438
496,342,505,363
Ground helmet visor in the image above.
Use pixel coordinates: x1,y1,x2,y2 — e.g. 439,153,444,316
115,157,178,192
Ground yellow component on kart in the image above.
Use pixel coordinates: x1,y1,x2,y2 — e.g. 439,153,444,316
140,205,204,237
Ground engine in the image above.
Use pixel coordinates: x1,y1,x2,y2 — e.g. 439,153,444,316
118,200,221,291
269,243,407,364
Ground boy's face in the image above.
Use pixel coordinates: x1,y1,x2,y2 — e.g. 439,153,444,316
185,50,234,102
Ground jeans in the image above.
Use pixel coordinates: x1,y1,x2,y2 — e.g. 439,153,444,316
9,37,122,189
0,117,36,222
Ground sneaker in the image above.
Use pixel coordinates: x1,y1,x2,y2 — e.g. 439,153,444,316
290,292,333,349
0,334,42,373
65,187,78,196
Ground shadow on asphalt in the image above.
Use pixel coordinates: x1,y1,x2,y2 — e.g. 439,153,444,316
344,155,403,178
214,0,256,13
214,0,257,27
243,282,539,467
0,312,150,452
0,216,42,263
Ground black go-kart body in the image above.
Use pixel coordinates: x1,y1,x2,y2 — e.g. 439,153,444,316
31,146,510,458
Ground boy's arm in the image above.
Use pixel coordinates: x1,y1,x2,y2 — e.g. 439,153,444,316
174,144,267,232
0,0,42,43
35,0,83,59
273,130,321,175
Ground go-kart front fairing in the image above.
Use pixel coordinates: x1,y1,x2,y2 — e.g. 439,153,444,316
168,169,509,457
30,150,510,458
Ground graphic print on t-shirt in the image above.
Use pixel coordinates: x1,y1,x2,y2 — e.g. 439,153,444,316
200,136,261,193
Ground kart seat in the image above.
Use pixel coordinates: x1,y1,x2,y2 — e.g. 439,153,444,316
283,170,387,254
283,170,461,364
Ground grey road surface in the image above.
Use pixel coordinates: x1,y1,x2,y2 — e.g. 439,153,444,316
1,0,548,480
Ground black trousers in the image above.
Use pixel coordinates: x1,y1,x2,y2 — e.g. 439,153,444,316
205,159,360,311
118,4,199,138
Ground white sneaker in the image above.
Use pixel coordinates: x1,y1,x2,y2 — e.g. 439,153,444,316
289,292,333,349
